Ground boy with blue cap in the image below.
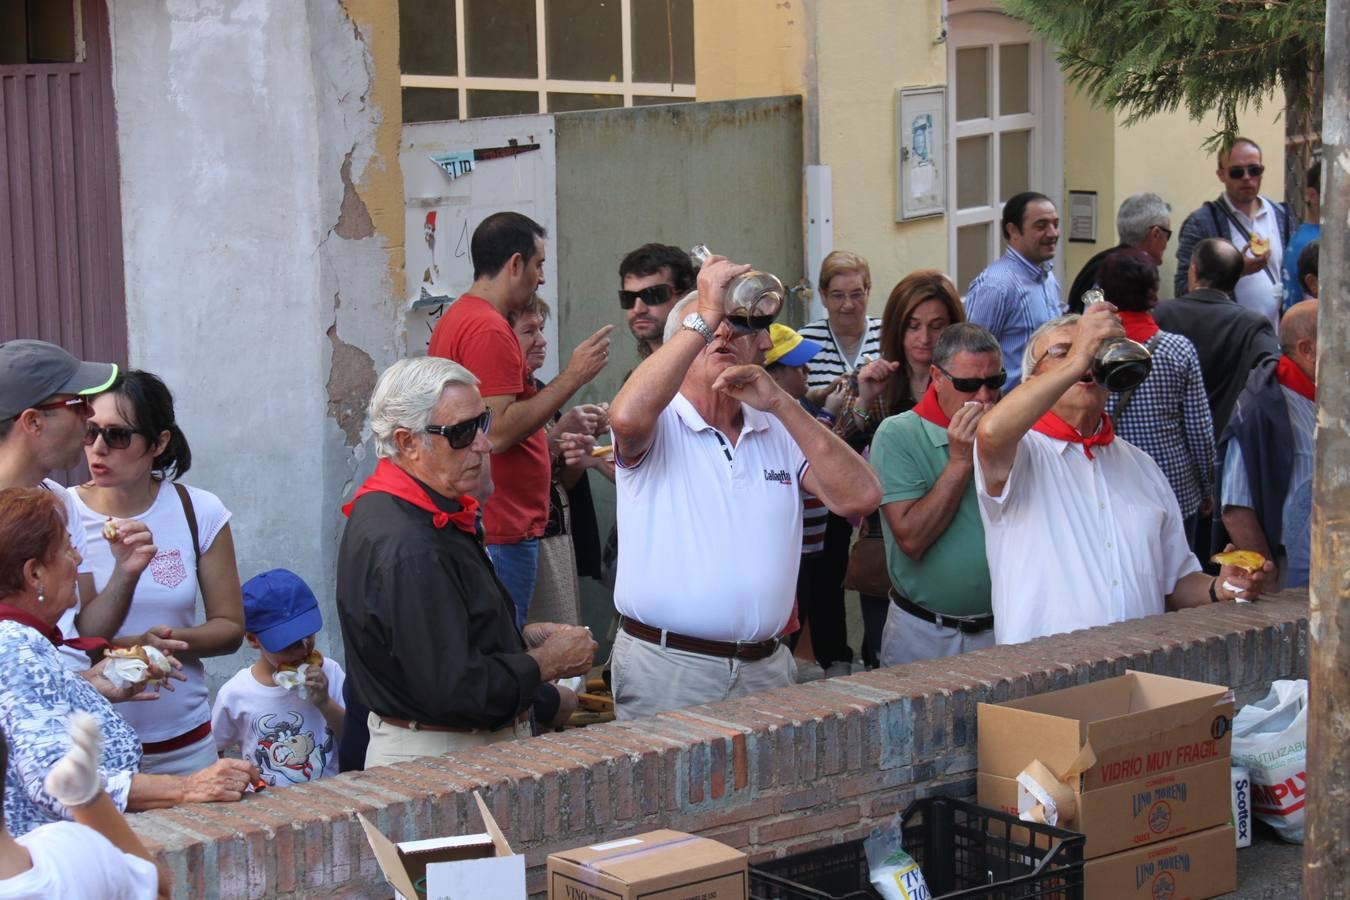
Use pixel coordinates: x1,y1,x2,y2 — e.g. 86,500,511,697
211,569,346,787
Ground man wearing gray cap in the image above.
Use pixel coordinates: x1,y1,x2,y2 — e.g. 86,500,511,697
0,340,159,669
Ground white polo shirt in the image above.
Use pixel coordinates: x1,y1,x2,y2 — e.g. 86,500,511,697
614,393,808,643
974,430,1199,646
1222,195,1285,330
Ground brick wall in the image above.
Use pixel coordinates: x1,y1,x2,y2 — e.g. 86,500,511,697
130,593,1309,899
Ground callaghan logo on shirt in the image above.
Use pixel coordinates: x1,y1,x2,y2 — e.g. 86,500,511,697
763,468,792,485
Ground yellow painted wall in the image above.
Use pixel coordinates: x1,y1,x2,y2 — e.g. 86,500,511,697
1060,85,1116,292
693,0,808,100
815,0,949,304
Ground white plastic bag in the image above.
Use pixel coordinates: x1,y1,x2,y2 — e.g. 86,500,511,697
1231,679,1307,843
864,819,930,900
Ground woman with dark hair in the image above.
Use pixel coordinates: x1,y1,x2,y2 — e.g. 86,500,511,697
73,372,244,776
0,488,255,837
837,270,965,668
1097,249,1215,536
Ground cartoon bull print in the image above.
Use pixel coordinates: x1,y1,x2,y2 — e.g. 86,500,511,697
253,711,332,786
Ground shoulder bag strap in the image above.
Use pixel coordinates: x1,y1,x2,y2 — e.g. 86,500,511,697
1208,197,1276,283
1111,333,1164,425
172,482,202,563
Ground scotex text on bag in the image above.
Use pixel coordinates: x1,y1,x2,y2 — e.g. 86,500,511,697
1231,679,1307,843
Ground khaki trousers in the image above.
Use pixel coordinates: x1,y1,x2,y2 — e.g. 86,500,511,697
363,712,530,768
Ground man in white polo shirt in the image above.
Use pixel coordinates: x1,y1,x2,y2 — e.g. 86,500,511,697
607,256,882,719
973,303,1275,645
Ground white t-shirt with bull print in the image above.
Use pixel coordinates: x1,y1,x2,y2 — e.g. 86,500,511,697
211,658,345,786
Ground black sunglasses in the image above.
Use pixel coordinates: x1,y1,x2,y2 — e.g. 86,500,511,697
937,365,1007,393
727,313,776,333
618,284,675,310
84,422,139,450
1226,164,1264,179
425,409,492,450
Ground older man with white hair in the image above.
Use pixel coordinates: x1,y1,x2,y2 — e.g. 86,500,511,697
607,258,881,719
1067,192,1173,312
337,357,596,768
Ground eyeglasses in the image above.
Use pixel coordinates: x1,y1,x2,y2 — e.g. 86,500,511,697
936,365,1008,393
726,314,775,334
425,409,492,450
1154,225,1173,240
1030,341,1074,372
31,396,91,416
1226,164,1265,180
84,423,139,450
826,289,868,304
618,284,675,310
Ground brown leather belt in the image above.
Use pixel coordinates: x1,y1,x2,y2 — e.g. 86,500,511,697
621,617,781,661
378,710,528,733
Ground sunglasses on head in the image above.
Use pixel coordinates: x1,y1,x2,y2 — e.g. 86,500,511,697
937,365,1008,393
425,409,492,450
1227,164,1264,179
618,284,675,310
84,422,138,450
726,313,776,334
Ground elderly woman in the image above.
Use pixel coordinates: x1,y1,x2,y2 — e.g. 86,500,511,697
835,271,966,668
0,488,257,836
1098,248,1215,534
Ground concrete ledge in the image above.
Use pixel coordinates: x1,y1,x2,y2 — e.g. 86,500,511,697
130,593,1309,899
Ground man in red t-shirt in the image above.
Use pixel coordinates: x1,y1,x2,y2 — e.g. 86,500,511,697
428,211,613,625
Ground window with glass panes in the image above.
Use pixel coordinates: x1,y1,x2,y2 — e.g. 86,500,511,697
399,0,696,122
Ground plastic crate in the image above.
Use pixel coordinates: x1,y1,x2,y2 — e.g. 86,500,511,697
749,796,1085,900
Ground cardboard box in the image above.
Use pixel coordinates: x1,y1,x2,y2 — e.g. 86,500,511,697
978,672,1235,791
1084,825,1237,899
547,829,747,900
360,792,525,900
979,758,1233,858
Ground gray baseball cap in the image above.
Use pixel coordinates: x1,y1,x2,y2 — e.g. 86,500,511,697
0,340,119,421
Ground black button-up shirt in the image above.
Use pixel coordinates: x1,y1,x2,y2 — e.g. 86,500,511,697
337,479,541,730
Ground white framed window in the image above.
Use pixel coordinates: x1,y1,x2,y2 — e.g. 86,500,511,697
400,0,696,122
946,4,1063,293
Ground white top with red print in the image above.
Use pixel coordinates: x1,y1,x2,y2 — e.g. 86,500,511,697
72,482,231,742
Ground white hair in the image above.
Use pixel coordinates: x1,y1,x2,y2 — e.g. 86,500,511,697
661,291,701,344
1115,193,1171,246
369,357,478,459
1022,313,1081,380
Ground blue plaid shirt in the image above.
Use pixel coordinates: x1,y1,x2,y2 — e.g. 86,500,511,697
964,248,1063,389
1106,331,1215,518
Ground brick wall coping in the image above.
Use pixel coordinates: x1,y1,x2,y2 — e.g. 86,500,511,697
129,593,1309,898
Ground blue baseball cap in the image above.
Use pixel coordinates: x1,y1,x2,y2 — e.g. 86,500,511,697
241,568,323,652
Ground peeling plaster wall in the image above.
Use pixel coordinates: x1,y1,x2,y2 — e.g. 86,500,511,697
110,0,404,690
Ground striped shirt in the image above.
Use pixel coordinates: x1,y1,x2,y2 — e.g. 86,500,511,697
1221,387,1314,587
1106,331,1215,518
963,248,1063,389
799,317,883,390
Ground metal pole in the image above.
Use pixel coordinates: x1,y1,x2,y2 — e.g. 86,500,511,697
1304,0,1349,893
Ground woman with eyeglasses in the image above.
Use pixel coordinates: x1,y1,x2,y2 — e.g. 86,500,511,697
1097,249,1215,547
72,371,244,776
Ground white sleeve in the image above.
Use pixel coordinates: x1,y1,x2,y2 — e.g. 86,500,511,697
182,485,232,553
974,435,1030,519
325,660,347,707
19,822,159,900
209,679,241,753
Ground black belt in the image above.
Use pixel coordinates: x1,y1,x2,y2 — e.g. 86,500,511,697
621,618,781,661
889,590,994,634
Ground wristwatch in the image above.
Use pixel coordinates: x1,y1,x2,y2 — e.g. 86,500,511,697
681,311,715,344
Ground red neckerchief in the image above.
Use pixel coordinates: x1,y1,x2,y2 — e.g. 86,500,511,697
910,383,952,428
341,459,479,535
1275,355,1316,402
0,603,109,652
1117,310,1160,344
1032,410,1116,460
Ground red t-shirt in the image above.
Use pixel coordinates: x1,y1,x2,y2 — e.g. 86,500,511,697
428,294,550,543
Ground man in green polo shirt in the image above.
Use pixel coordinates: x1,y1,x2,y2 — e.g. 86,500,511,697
868,323,1004,665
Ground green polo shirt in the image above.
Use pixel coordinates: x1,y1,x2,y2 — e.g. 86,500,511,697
868,410,992,616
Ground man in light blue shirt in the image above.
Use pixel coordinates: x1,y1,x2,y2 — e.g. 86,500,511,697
964,192,1064,389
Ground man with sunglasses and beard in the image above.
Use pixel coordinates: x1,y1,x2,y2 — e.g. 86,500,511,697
972,304,1276,647
606,256,880,719
337,357,597,765
868,324,1004,666
619,244,696,359
1173,137,1293,329
0,340,162,671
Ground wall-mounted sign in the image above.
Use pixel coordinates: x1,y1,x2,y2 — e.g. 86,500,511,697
896,86,946,221
1068,190,1098,243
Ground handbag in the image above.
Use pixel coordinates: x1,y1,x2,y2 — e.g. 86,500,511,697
842,516,891,596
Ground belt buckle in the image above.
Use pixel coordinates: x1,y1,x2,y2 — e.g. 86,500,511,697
734,640,751,658
408,720,422,732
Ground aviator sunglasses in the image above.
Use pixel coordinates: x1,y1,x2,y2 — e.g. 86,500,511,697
1226,164,1265,179
425,409,492,450
936,364,1007,393
84,422,139,450
618,284,676,310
